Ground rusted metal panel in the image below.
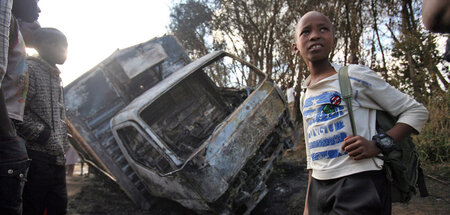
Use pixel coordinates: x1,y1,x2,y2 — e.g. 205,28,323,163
117,43,168,79
110,51,227,119
67,45,296,214
64,35,190,209
194,82,285,201
110,51,296,214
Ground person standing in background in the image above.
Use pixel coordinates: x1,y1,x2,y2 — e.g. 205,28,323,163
0,0,40,214
17,27,69,215
65,145,79,176
286,81,296,121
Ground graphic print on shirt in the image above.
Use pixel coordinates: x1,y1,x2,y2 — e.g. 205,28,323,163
303,91,347,161
303,92,344,126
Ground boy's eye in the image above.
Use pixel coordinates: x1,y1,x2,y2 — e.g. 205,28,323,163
320,27,329,32
301,30,310,35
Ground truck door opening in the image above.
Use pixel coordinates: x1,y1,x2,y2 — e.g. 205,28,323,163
139,56,264,161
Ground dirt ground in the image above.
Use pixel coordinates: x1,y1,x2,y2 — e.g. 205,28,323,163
66,143,450,215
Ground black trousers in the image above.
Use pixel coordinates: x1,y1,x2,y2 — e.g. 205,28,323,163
308,170,391,215
22,150,67,215
0,136,30,215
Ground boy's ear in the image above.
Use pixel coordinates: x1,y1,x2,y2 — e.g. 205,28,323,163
292,43,299,55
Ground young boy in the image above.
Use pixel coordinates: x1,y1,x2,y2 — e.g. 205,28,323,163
17,27,69,215
293,11,428,215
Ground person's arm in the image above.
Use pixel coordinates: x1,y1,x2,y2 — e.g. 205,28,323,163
0,88,15,137
422,0,450,33
341,66,428,159
342,123,416,160
0,0,13,85
14,63,50,143
15,108,50,142
0,0,14,137
301,93,313,214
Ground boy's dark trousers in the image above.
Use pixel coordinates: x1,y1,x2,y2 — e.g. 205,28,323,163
0,89,30,215
22,150,67,215
308,169,391,215
0,137,30,215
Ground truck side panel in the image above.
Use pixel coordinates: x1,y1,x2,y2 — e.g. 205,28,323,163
64,36,190,209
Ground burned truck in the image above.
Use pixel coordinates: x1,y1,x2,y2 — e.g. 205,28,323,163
64,35,191,209
65,36,296,214
110,50,296,214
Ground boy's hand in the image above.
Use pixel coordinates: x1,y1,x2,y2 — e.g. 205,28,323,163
341,135,381,160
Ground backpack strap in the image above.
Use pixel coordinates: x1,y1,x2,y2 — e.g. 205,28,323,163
339,66,382,170
338,66,357,136
417,164,429,197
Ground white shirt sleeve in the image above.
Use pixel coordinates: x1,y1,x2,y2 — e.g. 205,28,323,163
300,91,312,169
350,65,429,133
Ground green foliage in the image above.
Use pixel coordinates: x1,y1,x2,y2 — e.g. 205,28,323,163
414,91,450,164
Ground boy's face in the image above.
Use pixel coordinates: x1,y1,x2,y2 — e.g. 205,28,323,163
293,11,336,64
40,38,68,65
51,39,68,65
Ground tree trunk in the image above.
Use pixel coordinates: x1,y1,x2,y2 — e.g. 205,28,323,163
371,0,388,79
401,0,420,99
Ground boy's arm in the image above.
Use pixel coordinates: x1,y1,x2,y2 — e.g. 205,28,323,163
0,0,13,85
355,66,429,133
14,63,51,143
386,123,417,142
0,88,15,137
0,0,14,137
300,92,313,169
342,123,416,160
342,66,428,160
301,91,313,214
15,108,50,143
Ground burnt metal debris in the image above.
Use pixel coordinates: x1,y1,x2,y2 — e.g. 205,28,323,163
65,35,297,214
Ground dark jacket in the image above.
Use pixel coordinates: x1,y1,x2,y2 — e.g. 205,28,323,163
16,56,68,165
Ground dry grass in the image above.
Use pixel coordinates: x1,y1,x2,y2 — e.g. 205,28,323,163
414,91,450,164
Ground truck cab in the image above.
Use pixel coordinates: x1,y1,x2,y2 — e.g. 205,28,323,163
111,51,295,214
64,35,191,209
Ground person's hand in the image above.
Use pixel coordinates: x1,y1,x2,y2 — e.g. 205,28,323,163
341,135,381,160
303,206,308,215
36,127,51,143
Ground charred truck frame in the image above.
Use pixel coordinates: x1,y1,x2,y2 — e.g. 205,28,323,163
65,36,296,214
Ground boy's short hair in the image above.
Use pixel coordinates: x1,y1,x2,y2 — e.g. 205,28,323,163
33,27,67,47
293,11,336,43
